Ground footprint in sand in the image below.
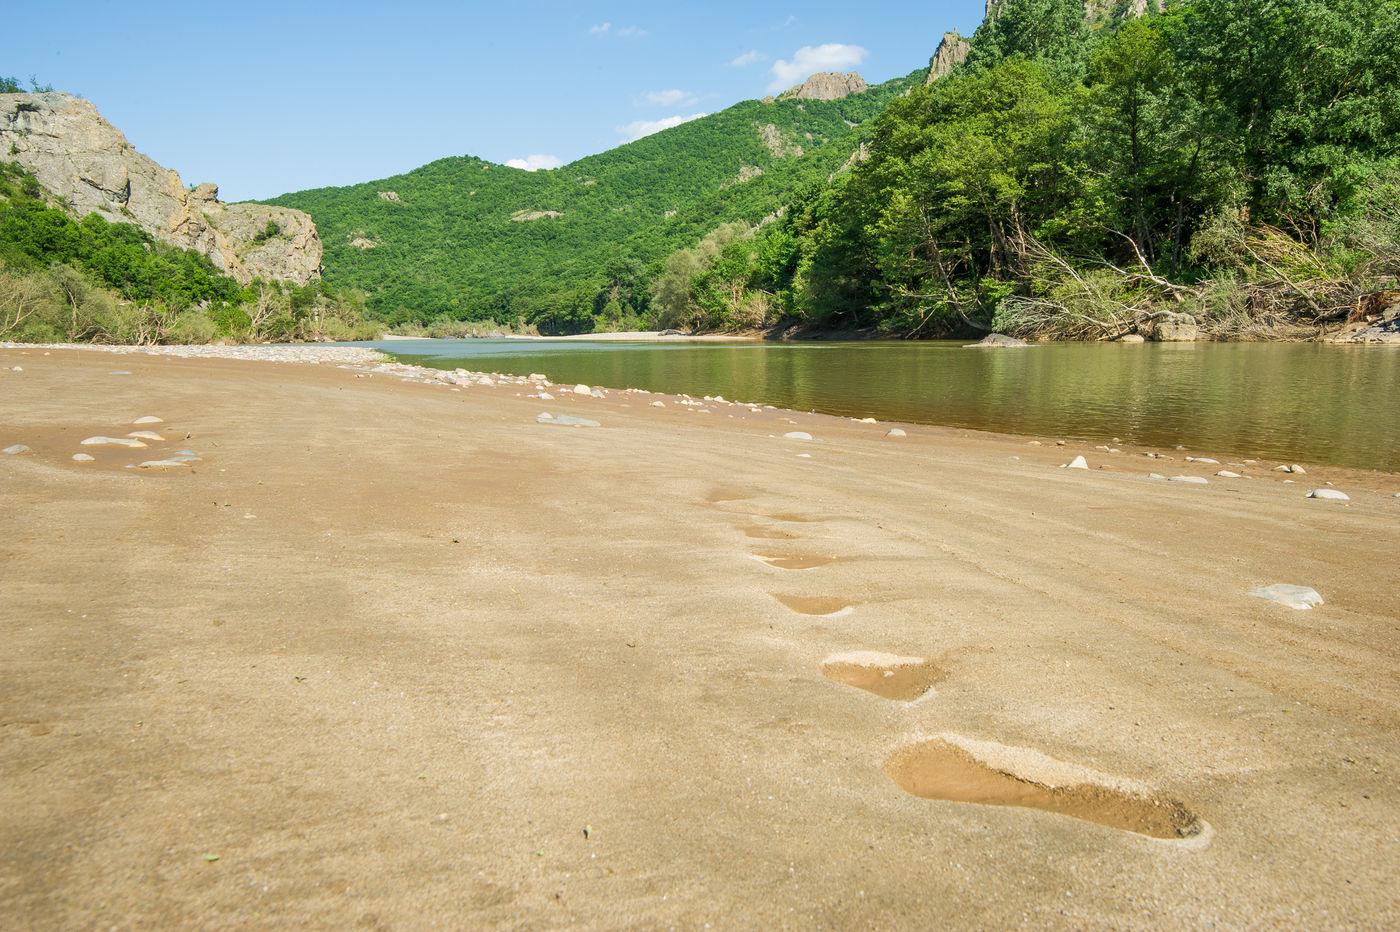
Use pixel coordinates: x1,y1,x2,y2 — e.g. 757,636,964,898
884,734,1208,843
771,593,855,617
821,651,944,701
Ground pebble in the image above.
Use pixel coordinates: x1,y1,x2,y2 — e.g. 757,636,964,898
856,417,877,424
1149,473,1166,480
81,436,147,448
72,453,94,462
128,431,164,441
783,431,813,441
1170,476,1208,484
651,401,665,407
1217,470,1241,478
109,371,132,375
132,416,163,425
137,458,192,469
1063,456,1089,469
537,392,554,400
572,384,592,395
591,389,605,398
1247,584,1324,610
1185,457,1219,464
1307,489,1350,501
885,429,906,437
10,366,21,372
3,444,31,455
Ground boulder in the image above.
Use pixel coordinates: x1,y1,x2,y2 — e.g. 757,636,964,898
1153,313,1200,342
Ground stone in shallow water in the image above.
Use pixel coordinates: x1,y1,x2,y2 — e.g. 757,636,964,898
132,416,163,425
885,428,906,437
137,458,192,469
81,436,148,448
1248,584,1324,610
1170,475,1208,484
72,453,94,462
3,444,31,455
538,414,599,427
1308,488,1350,501
783,431,813,441
127,431,164,441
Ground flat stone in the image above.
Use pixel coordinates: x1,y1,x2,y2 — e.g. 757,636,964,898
127,431,164,441
590,389,605,398
1216,470,1241,478
136,458,192,469
1292,465,1307,475
1185,457,1219,464
1063,456,1089,469
537,392,554,400
132,416,163,424
885,429,906,437
72,453,95,462
1119,334,1146,343
1149,473,1166,480
1308,489,1350,501
1248,584,1324,610
3,444,31,455
783,431,813,441
651,401,665,407
109,370,132,375
1170,475,1208,484
81,436,147,448
539,414,600,427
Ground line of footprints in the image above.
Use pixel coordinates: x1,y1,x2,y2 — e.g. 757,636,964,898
707,489,1210,846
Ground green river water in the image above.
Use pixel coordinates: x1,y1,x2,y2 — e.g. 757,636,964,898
369,338,1399,472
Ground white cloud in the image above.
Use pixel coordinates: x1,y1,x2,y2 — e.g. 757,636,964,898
645,89,694,107
505,154,564,172
619,113,708,143
617,25,648,37
589,22,610,34
766,43,868,93
729,50,764,67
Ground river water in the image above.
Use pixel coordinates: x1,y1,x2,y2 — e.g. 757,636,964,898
367,338,1399,471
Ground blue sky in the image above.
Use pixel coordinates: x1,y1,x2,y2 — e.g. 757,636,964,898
7,1,986,201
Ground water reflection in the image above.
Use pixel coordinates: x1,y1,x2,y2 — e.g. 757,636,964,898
374,339,1399,471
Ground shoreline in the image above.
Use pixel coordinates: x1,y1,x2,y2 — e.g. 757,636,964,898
3,343,1399,926
6,340,1397,477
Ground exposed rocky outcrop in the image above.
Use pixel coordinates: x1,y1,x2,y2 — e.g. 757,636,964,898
926,30,971,83
0,92,321,285
775,72,869,102
756,123,804,159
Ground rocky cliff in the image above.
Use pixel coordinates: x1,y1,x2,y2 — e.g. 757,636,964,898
925,30,972,83
0,93,321,285
774,72,869,102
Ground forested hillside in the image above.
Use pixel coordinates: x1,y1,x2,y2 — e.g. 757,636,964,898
266,73,921,333
656,0,1400,339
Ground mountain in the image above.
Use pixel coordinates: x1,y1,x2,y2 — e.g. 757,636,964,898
265,70,923,330
1,92,321,285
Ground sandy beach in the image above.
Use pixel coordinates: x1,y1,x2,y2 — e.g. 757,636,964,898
2,344,1398,929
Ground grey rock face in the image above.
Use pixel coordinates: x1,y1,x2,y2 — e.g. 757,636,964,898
777,73,868,102
926,31,971,83
1,92,321,285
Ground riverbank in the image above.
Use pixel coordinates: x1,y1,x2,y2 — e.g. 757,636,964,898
3,344,1399,928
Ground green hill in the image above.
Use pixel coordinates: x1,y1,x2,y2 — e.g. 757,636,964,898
265,72,923,332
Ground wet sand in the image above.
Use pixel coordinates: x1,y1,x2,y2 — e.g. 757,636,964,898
2,345,1399,928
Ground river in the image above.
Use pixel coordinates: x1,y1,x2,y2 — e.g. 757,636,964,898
363,338,1399,471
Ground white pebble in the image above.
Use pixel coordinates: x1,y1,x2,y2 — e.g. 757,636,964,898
572,384,591,395
1063,456,1088,469
1170,475,1208,484
885,429,906,437
1307,489,1350,501
132,416,163,425
3,444,31,455
783,431,813,441
72,453,95,462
